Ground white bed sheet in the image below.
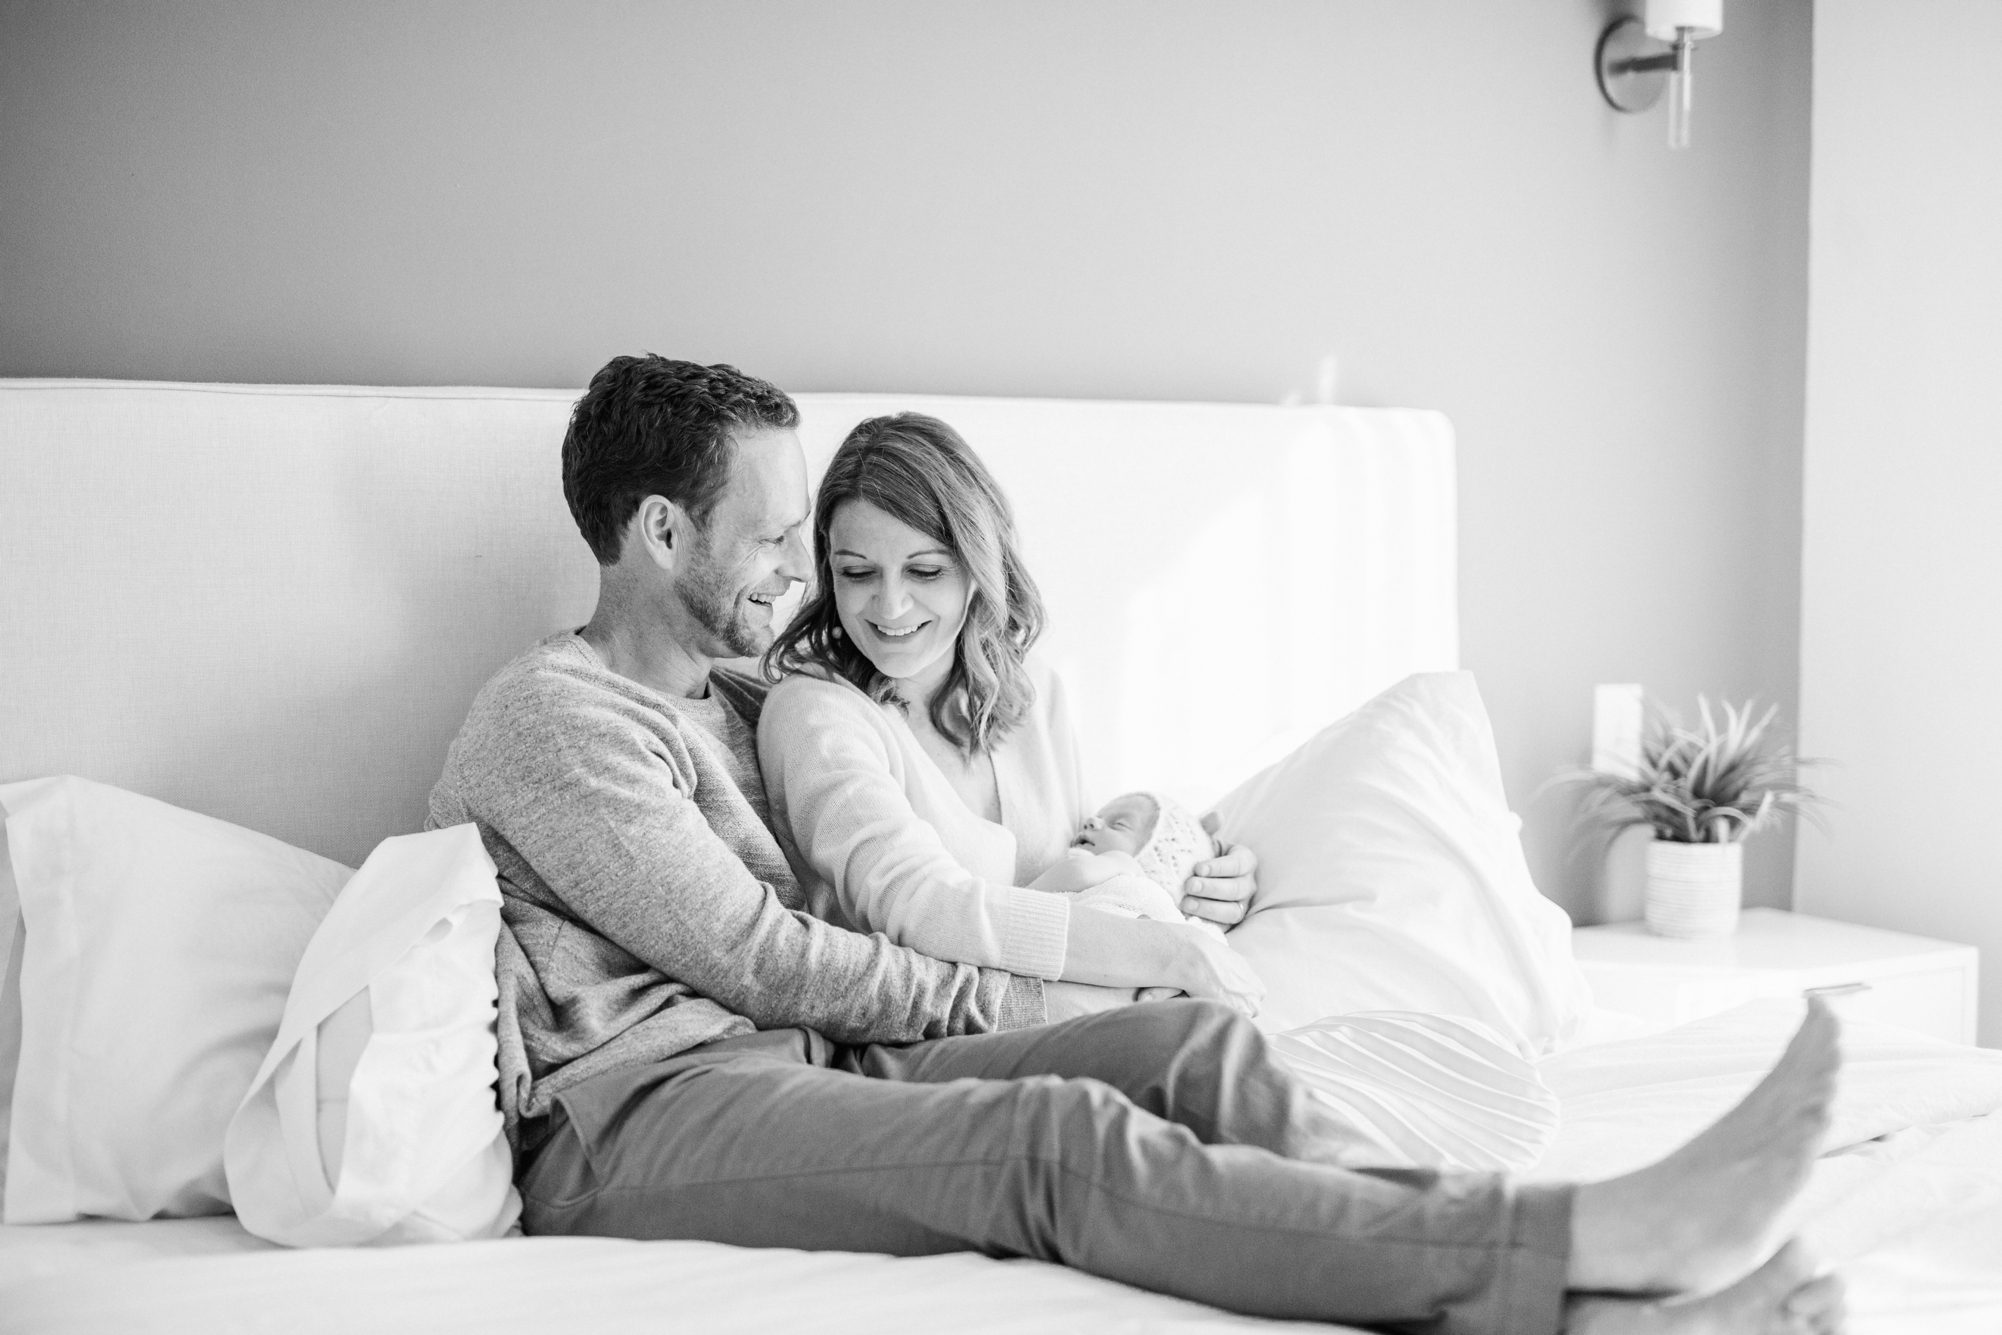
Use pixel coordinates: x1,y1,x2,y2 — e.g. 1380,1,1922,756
4,1002,2000,1334
1812,1115,2002,1333
0,1224,1344,1335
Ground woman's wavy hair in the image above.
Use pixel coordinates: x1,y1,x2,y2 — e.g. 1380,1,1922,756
765,413,1045,757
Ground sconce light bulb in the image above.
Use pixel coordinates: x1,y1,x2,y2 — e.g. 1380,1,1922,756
1667,29,1696,149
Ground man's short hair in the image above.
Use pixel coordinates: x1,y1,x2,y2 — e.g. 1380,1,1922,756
562,355,799,565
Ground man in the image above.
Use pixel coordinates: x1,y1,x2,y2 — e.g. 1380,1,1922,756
430,355,1846,1334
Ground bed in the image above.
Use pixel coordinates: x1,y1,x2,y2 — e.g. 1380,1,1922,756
3,379,2000,1333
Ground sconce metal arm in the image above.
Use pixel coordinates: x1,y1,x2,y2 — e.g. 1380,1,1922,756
1608,36,1693,78
1597,17,1696,115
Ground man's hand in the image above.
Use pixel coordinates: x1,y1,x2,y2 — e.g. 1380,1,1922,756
1179,813,1257,927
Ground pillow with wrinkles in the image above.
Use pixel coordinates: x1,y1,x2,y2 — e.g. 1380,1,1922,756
1212,671,1593,1056
225,823,519,1246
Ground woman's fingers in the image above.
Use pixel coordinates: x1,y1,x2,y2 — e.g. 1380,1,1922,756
1180,883,1251,926
1194,839,1257,880
1181,840,1258,926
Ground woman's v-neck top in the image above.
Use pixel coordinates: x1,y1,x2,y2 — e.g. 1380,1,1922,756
757,663,1088,980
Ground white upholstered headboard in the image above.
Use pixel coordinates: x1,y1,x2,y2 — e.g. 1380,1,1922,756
0,379,1455,867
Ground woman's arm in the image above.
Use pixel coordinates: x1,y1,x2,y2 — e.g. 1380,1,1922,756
760,676,1071,978
759,676,1262,1010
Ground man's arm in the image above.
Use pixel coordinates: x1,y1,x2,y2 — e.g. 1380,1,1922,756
468,679,1040,1042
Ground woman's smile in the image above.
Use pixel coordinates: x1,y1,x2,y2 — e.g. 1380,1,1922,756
826,499,973,699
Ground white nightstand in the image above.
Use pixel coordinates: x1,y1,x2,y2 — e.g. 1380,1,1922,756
1571,908,1980,1045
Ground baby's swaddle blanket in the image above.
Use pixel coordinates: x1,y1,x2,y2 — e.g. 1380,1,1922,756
1052,849,1226,939
1072,871,1187,924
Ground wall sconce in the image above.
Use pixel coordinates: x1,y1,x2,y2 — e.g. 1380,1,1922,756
1596,0,1724,149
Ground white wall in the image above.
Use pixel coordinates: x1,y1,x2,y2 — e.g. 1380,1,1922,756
0,1,1813,921
1798,0,2002,1041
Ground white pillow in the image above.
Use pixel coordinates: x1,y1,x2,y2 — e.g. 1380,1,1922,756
0,776,352,1223
1212,672,1592,1054
225,824,520,1246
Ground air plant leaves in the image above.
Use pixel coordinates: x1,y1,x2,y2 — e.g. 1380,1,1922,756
1566,696,1822,845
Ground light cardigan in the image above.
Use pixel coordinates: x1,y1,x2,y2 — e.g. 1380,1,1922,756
759,665,1090,981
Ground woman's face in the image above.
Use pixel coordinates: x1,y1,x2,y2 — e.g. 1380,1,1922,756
827,499,972,702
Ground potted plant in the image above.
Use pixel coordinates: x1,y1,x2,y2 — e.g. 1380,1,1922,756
1574,698,1823,938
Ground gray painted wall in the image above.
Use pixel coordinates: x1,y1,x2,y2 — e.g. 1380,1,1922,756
0,0,1812,920
1799,0,2002,1042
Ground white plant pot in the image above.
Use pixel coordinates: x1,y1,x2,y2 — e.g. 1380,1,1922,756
1643,839,1744,939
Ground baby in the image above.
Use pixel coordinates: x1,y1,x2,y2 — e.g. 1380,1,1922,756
1031,791,1227,938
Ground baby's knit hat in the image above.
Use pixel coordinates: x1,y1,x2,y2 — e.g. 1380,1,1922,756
1130,792,1218,898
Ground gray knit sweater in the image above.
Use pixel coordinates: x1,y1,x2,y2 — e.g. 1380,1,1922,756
429,633,1045,1142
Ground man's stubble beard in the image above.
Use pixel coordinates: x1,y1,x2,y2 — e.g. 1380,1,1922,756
678,543,770,660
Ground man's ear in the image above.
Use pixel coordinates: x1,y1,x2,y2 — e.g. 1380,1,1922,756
630,495,688,571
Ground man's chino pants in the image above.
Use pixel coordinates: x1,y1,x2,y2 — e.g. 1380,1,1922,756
516,998,1571,1334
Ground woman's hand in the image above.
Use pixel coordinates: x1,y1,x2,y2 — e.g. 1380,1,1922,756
1057,905,1259,1010
1180,823,1258,928
1167,924,1265,1017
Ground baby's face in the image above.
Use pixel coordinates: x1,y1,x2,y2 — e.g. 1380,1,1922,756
1074,793,1158,857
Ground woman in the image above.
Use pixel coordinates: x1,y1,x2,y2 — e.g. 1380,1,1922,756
758,412,1263,1015
757,413,1573,1178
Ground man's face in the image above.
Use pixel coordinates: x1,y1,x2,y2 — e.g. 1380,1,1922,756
673,427,811,659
